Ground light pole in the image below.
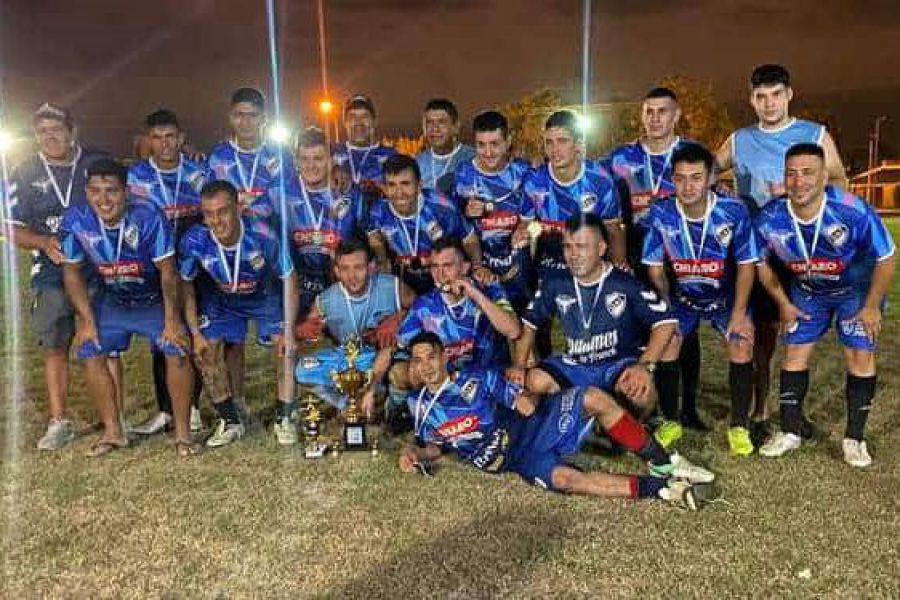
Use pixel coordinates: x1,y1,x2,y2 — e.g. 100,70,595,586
867,115,888,203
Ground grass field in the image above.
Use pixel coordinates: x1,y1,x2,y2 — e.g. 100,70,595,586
2,222,899,598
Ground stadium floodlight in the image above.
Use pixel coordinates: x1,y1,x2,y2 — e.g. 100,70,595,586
0,129,13,153
268,122,292,144
577,114,594,133
318,100,334,115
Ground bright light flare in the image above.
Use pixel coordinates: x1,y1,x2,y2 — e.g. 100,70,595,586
0,130,14,153
318,100,333,115
576,114,594,132
268,123,292,144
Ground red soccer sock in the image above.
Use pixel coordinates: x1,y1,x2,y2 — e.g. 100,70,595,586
606,412,649,452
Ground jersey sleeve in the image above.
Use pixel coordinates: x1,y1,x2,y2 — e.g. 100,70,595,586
365,200,386,236
177,230,200,280
732,206,760,264
5,166,28,226
59,210,85,264
483,368,521,411
752,212,775,262
396,302,425,349
641,211,666,266
268,233,295,279
443,205,474,240
484,281,513,312
521,279,555,330
627,278,676,329
149,210,175,262
593,167,621,221
859,203,896,262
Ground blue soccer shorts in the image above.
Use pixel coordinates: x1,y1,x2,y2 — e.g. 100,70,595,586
538,355,637,394
784,289,876,351
77,295,184,359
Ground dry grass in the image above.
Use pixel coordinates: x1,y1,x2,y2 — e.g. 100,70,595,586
2,222,899,598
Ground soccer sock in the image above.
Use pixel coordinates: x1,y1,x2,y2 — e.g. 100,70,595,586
778,370,808,435
607,412,669,465
213,398,241,425
276,400,296,420
845,374,876,441
630,475,668,500
729,361,754,428
151,350,172,414
655,360,680,420
680,332,701,415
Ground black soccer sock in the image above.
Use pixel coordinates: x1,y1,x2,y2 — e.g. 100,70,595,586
729,361,754,428
680,332,701,415
845,374,876,441
151,350,172,414
655,360,681,421
276,400,297,420
213,398,241,425
778,370,808,435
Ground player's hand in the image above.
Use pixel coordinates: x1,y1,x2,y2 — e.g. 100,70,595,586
41,236,65,265
511,223,529,249
778,302,810,335
295,314,325,342
371,312,402,349
471,265,496,286
75,319,100,351
192,331,211,363
854,305,883,342
465,198,486,218
514,390,538,417
361,388,376,420
441,277,475,298
505,366,526,386
726,311,754,346
162,318,189,353
398,445,419,473
616,365,652,402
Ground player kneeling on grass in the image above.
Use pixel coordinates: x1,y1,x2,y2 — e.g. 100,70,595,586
398,333,715,508
178,180,299,448
642,143,759,455
755,143,895,467
60,159,198,457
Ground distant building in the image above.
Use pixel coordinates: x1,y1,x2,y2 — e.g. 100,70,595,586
849,160,900,213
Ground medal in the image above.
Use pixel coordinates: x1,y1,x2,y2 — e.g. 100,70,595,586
677,191,715,262
231,140,262,194
642,136,679,197
299,178,327,247
484,202,495,213
789,195,826,278
39,145,82,209
151,156,184,225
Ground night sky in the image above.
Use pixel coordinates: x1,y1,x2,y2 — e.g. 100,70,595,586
2,0,898,167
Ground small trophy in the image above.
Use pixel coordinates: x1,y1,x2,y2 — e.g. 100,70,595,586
302,394,329,459
330,336,371,451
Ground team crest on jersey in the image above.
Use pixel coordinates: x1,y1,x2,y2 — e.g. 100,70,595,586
555,294,577,315
198,314,210,330
826,223,849,249
248,251,265,271
123,224,140,250
187,170,205,192
580,193,598,212
264,155,280,176
459,378,479,402
331,197,351,220
715,223,733,247
44,215,62,233
31,178,53,195
605,292,627,318
425,220,443,241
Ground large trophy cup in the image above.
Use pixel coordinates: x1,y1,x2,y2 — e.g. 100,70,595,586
330,336,371,451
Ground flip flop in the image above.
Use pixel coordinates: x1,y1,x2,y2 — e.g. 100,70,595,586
175,439,203,457
85,438,129,458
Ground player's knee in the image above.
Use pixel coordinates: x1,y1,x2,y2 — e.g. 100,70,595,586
846,349,876,377
526,368,558,394
550,466,577,492
583,386,616,416
729,341,753,364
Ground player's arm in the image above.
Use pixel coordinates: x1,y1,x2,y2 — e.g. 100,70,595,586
398,442,443,473
756,261,803,330
181,278,202,336
296,296,326,340
458,280,521,340
366,231,392,273
63,261,100,348
857,253,895,341
715,133,734,172
157,257,189,351
646,264,670,300
513,326,535,368
462,231,485,270
820,131,848,189
603,220,627,268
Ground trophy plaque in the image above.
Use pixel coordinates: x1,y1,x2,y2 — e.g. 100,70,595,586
330,337,372,451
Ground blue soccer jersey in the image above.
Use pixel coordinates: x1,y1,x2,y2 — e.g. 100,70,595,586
127,156,208,237
731,118,825,209
755,186,895,297
417,144,476,196
642,193,760,310
366,190,475,293
206,140,300,223
178,216,294,303
285,181,359,280
60,200,174,307
5,146,106,289
523,266,675,365
397,281,513,369
523,159,620,273
453,157,534,280
332,142,397,188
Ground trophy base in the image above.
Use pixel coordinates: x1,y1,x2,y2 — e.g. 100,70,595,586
304,441,330,459
343,422,368,451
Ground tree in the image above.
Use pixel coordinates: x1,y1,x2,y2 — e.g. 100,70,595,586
657,75,734,151
499,89,564,162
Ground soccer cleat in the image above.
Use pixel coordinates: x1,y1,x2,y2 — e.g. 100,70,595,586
759,431,802,458
190,406,204,432
37,418,75,451
749,419,772,448
658,479,716,511
654,420,684,449
130,411,172,436
648,452,715,484
205,419,245,448
681,410,710,432
273,416,299,446
842,438,872,468
727,426,754,457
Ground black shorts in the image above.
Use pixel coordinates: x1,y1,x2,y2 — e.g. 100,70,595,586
30,286,75,349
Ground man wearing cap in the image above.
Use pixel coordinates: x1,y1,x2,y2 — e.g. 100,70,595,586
332,95,397,209
4,103,113,450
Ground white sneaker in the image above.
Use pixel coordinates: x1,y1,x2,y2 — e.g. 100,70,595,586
274,416,299,446
842,438,872,468
206,419,245,448
650,452,716,484
190,406,203,432
759,431,802,457
37,418,75,451
658,479,716,511
130,412,172,436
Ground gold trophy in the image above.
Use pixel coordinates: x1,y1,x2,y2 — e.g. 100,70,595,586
330,336,371,451
302,393,328,459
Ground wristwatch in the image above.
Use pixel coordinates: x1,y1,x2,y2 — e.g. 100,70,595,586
638,361,657,373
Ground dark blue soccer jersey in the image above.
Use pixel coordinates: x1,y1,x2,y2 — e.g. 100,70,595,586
523,266,675,365
642,193,760,309
127,157,208,238
61,200,174,307
754,186,895,297
522,160,620,273
284,182,359,279
332,142,397,187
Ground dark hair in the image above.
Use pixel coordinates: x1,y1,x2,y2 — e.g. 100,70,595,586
297,126,328,149
430,237,467,261
335,236,373,262
544,110,582,141
750,64,791,89
785,142,825,163
409,331,444,352
231,87,266,110
200,180,239,203
145,109,180,130
472,110,508,138
645,87,678,102
344,94,376,118
672,142,715,173
33,102,74,131
424,98,459,123
382,154,421,182
564,213,608,244
86,158,128,187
